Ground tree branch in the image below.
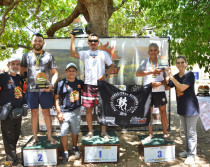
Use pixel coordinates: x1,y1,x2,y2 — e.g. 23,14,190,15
1,44,32,50
46,4,81,37
0,0,22,36
113,0,127,11
0,0,14,6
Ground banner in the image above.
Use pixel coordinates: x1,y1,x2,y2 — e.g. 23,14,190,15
97,81,152,127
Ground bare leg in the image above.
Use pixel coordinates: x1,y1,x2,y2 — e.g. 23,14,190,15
31,109,39,141
101,125,107,135
86,107,93,132
159,105,168,136
61,136,68,152
42,109,54,141
148,107,154,137
72,134,78,147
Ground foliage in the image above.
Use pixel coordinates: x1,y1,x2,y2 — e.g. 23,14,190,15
0,0,209,72
137,0,210,72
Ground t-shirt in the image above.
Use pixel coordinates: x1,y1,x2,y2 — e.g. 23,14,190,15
79,49,113,85
54,78,84,112
20,51,57,92
0,72,23,109
167,71,200,116
137,58,166,92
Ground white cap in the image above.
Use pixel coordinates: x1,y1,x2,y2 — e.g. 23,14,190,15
8,55,21,63
65,63,77,70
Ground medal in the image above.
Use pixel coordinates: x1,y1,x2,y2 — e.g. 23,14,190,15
150,59,158,78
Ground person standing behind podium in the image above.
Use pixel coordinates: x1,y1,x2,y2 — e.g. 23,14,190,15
54,63,84,163
165,55,200,165
70,33,114,140
136,43,171,142
20,33,58,145
0,56,23,166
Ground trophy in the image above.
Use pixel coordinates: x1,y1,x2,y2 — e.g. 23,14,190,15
35,72,48,89
157,55,168,70
71,19,84,35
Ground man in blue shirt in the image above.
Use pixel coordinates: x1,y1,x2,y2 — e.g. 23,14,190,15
54,63,84,163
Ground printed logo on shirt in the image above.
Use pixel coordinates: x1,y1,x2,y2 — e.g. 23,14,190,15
0,86,1,91
70,90,79,102
14,86,23,99
9,80,13,85
78,84,81,88
176,87,184,97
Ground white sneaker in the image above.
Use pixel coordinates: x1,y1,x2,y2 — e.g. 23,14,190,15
184,156,195,165
178,151,188,158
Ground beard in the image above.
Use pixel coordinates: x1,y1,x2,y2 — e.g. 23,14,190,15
9,68,19,74
33,45,43,51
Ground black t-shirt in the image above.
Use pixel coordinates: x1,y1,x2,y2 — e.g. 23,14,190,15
167,71,199,116
54,78,84,112
0,72,23,108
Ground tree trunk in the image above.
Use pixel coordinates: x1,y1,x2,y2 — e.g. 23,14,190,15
80,0,110,36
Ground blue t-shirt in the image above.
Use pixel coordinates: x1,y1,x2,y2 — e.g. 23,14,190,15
54,78,84,112
167,71,199,116
0,72,23,109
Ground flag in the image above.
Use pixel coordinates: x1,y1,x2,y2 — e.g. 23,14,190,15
97,81,152,127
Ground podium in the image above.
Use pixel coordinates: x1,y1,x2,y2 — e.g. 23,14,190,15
139,134,175,163
82,131,119,164
22,136,60,166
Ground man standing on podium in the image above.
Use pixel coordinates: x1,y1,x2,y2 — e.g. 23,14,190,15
70,33,114,141
20,33,58,145
136,43,171,142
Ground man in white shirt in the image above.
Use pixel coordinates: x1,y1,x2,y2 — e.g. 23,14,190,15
70,33,114,140
136,43,171,142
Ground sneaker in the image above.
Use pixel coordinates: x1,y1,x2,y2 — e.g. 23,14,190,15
184,156,195,165
61,152,68,164
178,151,188,158
72,146,81,158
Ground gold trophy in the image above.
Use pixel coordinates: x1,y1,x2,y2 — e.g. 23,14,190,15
71,19,84,35
35,72,48,89
158,55,168,70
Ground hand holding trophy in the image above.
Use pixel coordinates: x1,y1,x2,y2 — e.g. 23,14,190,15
71,19,84,35
157,54,168,70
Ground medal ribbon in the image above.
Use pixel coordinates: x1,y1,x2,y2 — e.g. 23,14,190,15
33,51,43,66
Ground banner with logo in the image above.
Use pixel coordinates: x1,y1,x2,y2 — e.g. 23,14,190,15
97,81,152,127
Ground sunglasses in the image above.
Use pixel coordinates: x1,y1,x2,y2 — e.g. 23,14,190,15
88,40,98,43
176,62,185,65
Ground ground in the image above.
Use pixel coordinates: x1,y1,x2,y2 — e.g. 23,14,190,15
0,98,209,167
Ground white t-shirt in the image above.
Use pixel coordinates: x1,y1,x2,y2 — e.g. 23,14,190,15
140,58,165,92
79,49,113,85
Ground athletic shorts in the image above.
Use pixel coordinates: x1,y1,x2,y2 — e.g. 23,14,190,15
60,107,81,136
82,84,98,108
26,91,53,109
151,92,167,108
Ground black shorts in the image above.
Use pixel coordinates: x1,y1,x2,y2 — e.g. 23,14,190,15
151,92,167,108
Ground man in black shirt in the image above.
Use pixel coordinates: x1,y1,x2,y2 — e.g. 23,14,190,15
0,56,23,166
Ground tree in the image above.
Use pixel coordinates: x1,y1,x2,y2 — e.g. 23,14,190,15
0,0,209,72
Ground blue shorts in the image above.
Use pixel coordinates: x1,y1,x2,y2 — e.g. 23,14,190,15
26,92,53,109
60,107,81,136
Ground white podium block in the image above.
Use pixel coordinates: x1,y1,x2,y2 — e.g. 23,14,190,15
22,136,60,166
139,134,175,163
82,131,119,164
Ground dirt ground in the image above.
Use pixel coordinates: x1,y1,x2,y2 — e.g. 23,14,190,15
0,99,210,167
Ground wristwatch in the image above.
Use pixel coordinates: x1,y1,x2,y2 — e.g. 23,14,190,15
105,73,108,78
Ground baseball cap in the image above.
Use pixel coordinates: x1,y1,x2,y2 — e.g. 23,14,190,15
65,63,77,70
8,55,21,63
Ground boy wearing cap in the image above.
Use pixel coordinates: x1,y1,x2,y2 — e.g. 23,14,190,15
54,63,84,162
0,56,23,166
